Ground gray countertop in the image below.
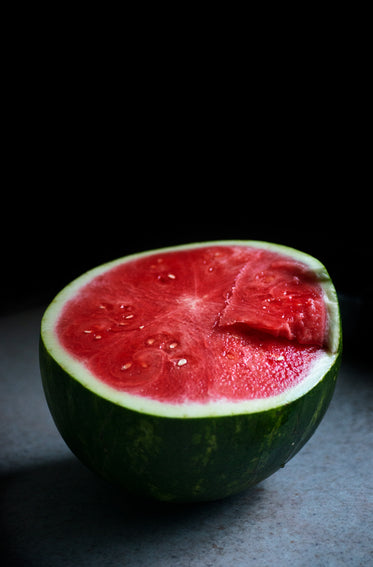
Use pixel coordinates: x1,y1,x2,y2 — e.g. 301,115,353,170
1,307,372,566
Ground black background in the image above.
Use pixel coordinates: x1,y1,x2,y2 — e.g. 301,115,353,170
3,15,371,316
2,70,371,362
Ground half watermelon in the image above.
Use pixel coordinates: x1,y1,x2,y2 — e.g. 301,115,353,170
40,241,342,502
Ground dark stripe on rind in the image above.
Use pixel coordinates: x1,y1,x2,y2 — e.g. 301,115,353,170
40,337,341,502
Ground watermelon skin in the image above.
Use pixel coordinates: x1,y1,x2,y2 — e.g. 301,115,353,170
40,335,341,502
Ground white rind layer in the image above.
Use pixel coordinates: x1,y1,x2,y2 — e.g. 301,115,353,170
41,240,341,419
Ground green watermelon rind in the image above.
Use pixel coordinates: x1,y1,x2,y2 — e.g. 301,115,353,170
39,240,342,502
40,336,341,502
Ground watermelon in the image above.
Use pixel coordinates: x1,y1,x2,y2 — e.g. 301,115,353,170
40,241,342,502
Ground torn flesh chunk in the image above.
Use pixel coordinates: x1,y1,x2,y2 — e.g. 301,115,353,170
218,252,327,347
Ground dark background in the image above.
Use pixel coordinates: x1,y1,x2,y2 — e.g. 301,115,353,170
2,53,371,361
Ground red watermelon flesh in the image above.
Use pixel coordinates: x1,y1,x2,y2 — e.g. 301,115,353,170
56,245,328,404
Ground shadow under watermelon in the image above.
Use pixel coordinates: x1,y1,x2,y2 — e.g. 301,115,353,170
1,455,265,566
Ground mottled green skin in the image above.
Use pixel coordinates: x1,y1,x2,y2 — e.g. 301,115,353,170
40,337,341,502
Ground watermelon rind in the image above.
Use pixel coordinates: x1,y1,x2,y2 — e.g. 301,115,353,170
39,240,342,502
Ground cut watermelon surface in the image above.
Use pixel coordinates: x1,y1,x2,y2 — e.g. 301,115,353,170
53,243,337,409
40,241,341,501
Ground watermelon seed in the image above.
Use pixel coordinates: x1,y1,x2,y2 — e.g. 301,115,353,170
119,304,134,311
83,330,92,334
94,335,102,339
169,342,178,349
168,273,176,279
146,338,155,345
177,358,187,366
121,362,132,370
